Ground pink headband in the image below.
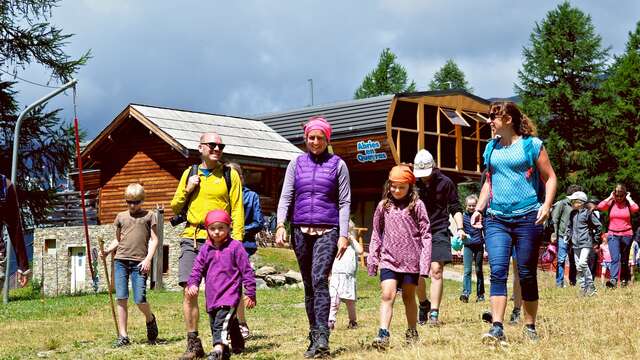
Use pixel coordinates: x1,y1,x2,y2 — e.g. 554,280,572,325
304,117,332,142
204,210,231,227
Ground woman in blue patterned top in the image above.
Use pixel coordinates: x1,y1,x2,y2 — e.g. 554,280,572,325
470,101,557,345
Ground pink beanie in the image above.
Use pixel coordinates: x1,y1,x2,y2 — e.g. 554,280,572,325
204,210,231,227
304,116,332,142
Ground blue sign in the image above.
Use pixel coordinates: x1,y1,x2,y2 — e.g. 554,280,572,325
356,140,388,163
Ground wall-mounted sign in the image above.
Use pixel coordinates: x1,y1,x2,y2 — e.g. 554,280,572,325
356,140,388,163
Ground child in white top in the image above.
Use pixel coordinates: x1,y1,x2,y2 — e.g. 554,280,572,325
328,220,363,330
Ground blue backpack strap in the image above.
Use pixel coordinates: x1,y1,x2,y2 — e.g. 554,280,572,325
522,136,545,202
0,174,6,203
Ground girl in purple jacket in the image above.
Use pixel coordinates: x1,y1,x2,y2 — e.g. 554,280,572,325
186,210,256,360
367,165,432,350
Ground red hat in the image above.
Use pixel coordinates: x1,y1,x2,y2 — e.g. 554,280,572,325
388,164,416,184
204,210,231,227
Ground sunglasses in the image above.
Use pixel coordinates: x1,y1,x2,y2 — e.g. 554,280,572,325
126,200,142,205
488,113,503,120
201,142,226,151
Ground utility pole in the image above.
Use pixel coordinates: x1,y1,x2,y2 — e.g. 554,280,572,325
308,78,314,106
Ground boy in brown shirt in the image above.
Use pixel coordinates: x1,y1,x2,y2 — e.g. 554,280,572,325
101,183,159,347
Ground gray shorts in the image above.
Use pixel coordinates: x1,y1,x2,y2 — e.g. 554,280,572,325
431,228,452,264
178,238,206,287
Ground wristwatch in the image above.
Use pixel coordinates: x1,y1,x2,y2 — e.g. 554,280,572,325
17,269,32,276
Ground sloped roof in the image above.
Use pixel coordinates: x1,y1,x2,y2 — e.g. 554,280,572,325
84,104,302,163
254,95,393,143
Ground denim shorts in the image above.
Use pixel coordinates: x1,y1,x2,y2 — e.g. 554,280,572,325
114,259,148,304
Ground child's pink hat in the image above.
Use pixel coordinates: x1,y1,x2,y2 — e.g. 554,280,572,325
205,210,231,226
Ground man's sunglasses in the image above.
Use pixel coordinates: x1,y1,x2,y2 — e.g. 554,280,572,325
126,200,142,205
201,142,226,151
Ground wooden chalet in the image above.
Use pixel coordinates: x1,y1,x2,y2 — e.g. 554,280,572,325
76,104,302,224
256,90,492,234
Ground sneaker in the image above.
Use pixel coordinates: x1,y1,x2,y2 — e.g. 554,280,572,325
509,308,521,325
113,335,130,348
459,294,469,303
347,321,358,329
180,335,206,360
239,322,251,339
523,326,539,342
606,280,617,289
418,299,431,325
481,311,493,324
621,280,628,287
371,328,390,351
427,310,441,327
482,325,507,346
586,286,598,297
556,282,566,288
146,314,158,343
405,328,419,344
476,295,486,302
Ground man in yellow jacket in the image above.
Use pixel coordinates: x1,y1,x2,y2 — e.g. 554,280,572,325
171,131,244,360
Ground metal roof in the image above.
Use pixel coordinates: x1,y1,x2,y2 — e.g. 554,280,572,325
254,95,393,143
131,104,302,162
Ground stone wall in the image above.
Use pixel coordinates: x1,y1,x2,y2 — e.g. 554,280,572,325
33,223,186,296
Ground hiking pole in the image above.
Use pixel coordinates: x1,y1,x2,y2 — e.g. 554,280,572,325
98,236,119,336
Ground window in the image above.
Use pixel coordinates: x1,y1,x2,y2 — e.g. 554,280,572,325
45,239,57,255
243,167,267,195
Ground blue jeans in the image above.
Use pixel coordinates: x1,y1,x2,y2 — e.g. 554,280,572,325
556,236,568,285
114,259,148,304
484,211,543,301
608,235,633,283
462,243,485,297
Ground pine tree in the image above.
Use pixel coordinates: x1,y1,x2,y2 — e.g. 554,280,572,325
516,2,609,195
594,22,640,197
428,59,473,92
0,1,90,225
354,48,416,99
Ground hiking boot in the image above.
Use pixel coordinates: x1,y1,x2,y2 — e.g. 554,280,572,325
146,314,158,343
347,321,358,329
476,295,486,302
459,294,469,303
239,322,251,339
523,326,539,342
371,328,390,351
180,335,205,360
427,310,441,327
418,299,431,325
405,328,419,344
314,328,330,358
113,335,130,348
482,325,507,346
207,349,223,360
481,310,493,324
606,280,617,289
303,330,317,359
509,308,521,325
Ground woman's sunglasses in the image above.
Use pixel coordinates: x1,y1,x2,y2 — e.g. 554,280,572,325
126,200,142,205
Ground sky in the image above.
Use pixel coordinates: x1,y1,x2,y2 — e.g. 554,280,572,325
8,0,640,139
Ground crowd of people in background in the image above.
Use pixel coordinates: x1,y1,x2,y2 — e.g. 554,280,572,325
5,100,640,360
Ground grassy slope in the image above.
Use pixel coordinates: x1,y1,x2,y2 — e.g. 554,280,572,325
0,248,638,359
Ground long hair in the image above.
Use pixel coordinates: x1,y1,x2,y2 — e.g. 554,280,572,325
489,101,537,136
381,179,420,219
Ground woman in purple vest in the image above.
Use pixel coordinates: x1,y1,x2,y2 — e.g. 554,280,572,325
275,116,351,358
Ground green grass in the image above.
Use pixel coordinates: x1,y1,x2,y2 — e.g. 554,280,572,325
1,248,639,359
